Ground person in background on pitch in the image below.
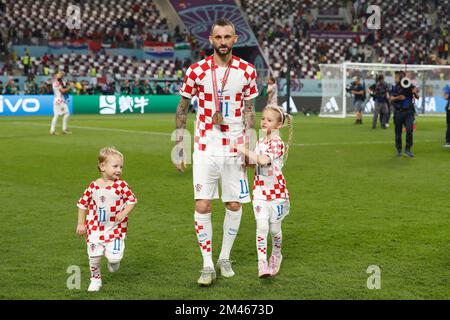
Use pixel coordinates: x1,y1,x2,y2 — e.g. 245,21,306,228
76,147,137,292
50,71,73,135
444,84,450,147
235,105,293,278
384,94,392,128
369,74,390,129
266,76,278,106
174,18,259,286
349,76,366,124
390,71,418,157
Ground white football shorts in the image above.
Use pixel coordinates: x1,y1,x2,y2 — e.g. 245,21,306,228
192,152,251,203
253,198,290,223
87,238,125,262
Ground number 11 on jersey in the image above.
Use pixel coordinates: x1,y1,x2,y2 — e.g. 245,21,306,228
220,101,229,117
98,207,106,222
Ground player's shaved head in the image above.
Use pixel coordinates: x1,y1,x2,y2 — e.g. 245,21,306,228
210,18,236,35
209,18,238,57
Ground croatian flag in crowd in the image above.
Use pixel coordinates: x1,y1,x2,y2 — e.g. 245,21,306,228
48,40,64,49
67,39,88,50
143,41,174,58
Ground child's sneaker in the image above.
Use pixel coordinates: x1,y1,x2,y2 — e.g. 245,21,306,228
87,278,102,292
107,262,120,273
269,254,283,276
258,260,270,278
197,267,216,286
217,259,235,278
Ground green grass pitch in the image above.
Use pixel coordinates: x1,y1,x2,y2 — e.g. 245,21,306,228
1,113,450,299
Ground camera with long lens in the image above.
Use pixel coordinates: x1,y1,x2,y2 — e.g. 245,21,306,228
396,71,416,110
346,81,357,93
398,71,411,89
401,77,412,89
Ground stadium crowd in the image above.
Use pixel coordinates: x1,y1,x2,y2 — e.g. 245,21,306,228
1,0,171,47
244,0,450,78
0,0,449,95
0,75,182,96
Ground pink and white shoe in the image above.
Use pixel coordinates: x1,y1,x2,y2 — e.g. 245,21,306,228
269,254,283,276
258,260,271,278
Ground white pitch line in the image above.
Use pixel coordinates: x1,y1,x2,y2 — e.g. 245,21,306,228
5,121,440,146
69,124,172,136
7,121,172,137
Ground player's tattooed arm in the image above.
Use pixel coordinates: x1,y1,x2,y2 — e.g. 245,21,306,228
244,99,256,129
174,96,190,172
175,96,190,141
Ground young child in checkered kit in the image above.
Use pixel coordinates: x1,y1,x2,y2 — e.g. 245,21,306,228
235,105,293,278
76,147,137,292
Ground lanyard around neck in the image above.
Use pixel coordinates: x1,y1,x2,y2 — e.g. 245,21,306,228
211,56,233,113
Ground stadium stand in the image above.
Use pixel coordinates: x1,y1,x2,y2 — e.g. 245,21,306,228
0,0,448,94
13,53,187,79
244,0,450,79
1,0,170,47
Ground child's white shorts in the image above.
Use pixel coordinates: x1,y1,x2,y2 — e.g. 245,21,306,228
192,152,250,203
87,238,125,262
253,198,290,223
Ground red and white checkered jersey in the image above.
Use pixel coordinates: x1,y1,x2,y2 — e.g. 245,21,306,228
253,136,290,201
180,55,259,156
77,179,137,244
52,81,66,105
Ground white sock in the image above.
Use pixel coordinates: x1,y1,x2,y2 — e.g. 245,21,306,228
194,212,214,268
218,207,242,261
256,219,269,261
270,222,282,257
62,113,69,131
50,115,58,132
89,256,102,280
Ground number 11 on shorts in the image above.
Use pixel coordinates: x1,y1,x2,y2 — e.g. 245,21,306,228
277,205,284,219
240,179,249,197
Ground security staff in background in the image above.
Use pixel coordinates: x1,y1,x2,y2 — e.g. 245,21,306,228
348,76,366,124
22,52,31,76
444,84,450,148
369,74,390,129
389,71,419,157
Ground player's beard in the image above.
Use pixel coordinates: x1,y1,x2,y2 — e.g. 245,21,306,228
214,44,232,57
